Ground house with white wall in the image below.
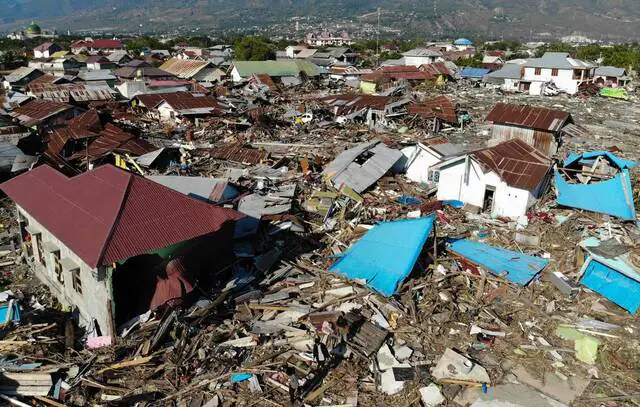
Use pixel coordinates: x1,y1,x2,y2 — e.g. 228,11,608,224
431,139,551,218
398,141,464,185
33,42,62,59
1,164,239,339
401,48,443,67
521,52,594,95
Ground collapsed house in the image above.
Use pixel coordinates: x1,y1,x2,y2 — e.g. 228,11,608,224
323,139,402,194
432,139,552,218
406,95,462,132
133,92,221,123
576,237,640,314
554,151,636,220
486,102,573,156
320,94,411,128
0,164,241,338
10,99,78,131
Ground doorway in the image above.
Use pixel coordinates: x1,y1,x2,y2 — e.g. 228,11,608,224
483,187,495,212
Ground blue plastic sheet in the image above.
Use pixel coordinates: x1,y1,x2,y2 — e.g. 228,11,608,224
448,239,548,286
329,215,436,296
555,152,637,220
231,373,254,383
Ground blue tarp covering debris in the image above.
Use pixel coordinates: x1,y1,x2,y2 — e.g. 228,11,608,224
578,237,640,314
328,215,436,296
448,239,549,286
460,67,491,79
0,302,20,325
555,152,637,221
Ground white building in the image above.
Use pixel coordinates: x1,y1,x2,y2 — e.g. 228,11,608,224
521,52,594,95
431,139,551,218
401,48,443,67
398,141,464,185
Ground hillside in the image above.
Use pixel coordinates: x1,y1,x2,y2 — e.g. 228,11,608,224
3,0,640,39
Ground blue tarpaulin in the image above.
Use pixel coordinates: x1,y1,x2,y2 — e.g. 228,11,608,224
328,215,436,296
579,237,640,314
448,239,549,286
555,152,637,220
460,67,491,79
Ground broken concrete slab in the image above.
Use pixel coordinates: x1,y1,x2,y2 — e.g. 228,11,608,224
511,364,589,405
432,348,490,384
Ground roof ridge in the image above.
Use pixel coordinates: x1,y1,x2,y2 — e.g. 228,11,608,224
96,168,134,266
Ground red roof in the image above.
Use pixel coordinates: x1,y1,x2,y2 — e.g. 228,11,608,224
1,165,240,268
10,100,73,127
91,39,124,49
487,103,572,132
361,65,430,82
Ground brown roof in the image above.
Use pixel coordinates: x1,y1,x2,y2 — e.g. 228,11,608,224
69,123,154,161
487,103,572,132
407,95,457,124
472,139,551,191
159,92,219,111
46,110,103,155
0,164,240,268
27,82,114,103
26,74,68,88
209,144,264,165
159,58,211,79
10,99,73,127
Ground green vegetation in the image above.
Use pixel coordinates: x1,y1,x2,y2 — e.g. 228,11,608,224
233,36,276,61
456,53,484,67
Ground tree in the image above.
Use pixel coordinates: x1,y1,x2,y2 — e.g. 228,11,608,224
456,53,484,68
233,36,275,61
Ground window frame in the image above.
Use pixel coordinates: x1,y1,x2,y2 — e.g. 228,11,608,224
534,67,542,76
71,268,82,294
52,251,64,284
551,68,559,77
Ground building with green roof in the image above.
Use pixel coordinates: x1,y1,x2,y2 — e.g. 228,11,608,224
230,60,320,82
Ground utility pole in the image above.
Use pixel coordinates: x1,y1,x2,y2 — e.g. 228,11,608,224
376,7,381,68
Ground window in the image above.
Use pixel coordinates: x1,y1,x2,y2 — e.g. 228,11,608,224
72,269,82,294
534,67,542,75
573,69,582,79
53,251,63,284
551,68,558,77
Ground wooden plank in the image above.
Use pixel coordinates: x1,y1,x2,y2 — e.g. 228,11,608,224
96,355,153,374
34,396,66,407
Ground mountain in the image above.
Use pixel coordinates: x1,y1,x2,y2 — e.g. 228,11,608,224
3,0,640,39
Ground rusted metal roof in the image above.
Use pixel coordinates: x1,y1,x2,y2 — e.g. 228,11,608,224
160,92,219,111
472,139,551,192
28,82,115,103
10,99,73,127
209,144,264,165
26,74,68,88
0,164,240,268
361,65,431,82
46,110,103,155
69,123,154,161
487,103,572,132
407,95,457,124
159,58,211,79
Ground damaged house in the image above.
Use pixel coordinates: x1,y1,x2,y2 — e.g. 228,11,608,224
321,94,411,128
521,52,595,95
432,139,552,218
487,103,573,156
133,92,221,123
0,164,240,338
323,139,402,194
554,151,636,221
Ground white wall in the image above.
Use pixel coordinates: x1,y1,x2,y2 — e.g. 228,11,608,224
19,205,113,336
157,102,177,122
404,55,436,67
435,159,535,218
522,67,581,95
403,145,443,184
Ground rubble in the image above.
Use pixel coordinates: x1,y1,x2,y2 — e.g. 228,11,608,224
0,54,637,407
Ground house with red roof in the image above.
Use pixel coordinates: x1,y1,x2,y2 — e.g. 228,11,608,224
71,39,124,54
1,165,241,338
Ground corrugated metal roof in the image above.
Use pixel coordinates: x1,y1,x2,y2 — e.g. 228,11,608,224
114,66,175,79
407,95,457,124
159,58,211,79
594,66,626,77
76,70,116,82
323,140,403,193
4,67,42,84
472,138,551,191
147,175,238,203
402,48,443,57
28,82,115,103
232,60,320,78
487,103,572,132
0,165,240,267
10,99,73,127
525,52,593,69
460,67,491,78
209,143,264,164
